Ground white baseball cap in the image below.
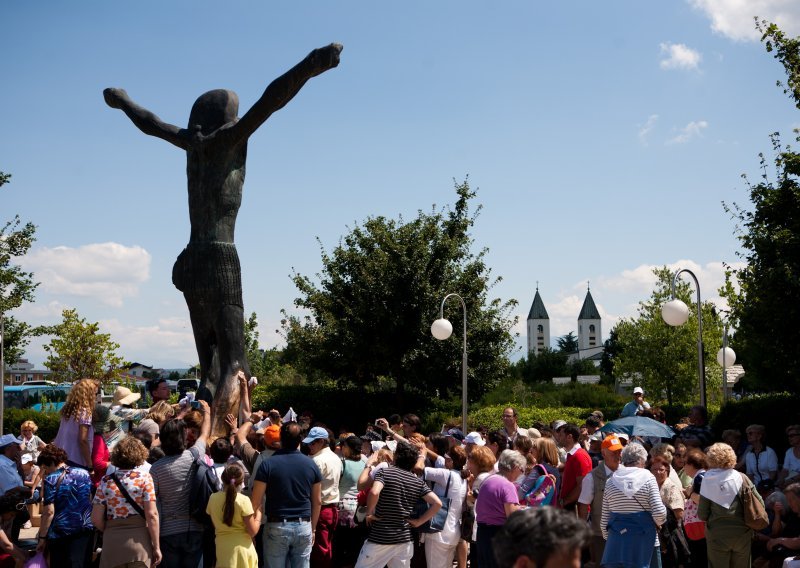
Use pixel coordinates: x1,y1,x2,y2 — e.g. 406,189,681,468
463,432,486,446
633,387,644,394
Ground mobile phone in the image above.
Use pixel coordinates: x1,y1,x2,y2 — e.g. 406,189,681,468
191,400,201,409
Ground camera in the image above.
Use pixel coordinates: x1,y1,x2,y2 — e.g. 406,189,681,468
191,400,201,410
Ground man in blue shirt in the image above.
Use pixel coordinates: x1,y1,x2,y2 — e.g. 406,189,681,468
250,422,322,568
0,434,24,495
620,387,651,418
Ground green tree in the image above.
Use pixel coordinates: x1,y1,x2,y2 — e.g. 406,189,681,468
0,171,40,364
556,331,578,353
568,357,599,380
244,312,267,379
282,179,518,404
43,308,128,383
600,327,621,380
613,267,724,407
528,347,569,383
719,22,800,392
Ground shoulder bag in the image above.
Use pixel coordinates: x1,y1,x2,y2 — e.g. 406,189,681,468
738,471,768,531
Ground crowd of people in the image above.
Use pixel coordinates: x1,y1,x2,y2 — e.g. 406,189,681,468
0,378,798,568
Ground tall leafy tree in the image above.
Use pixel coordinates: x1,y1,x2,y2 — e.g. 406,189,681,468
518,348,568,384
0,171,40,364
43,308,128,383
719,21,800,391
282,179,518,403
613,267,724,407
556,332,578,353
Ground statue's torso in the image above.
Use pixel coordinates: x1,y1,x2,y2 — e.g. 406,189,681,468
185,138,248,244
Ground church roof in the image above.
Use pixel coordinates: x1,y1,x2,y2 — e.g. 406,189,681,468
527,290,549,320
578,290,601,320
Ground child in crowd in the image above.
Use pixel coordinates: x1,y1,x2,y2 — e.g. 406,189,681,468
206,464,260,568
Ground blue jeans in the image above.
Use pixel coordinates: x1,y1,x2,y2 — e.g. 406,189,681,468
264,521,312,568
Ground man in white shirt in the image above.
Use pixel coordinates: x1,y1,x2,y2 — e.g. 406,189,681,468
578,435,623,566
304,427,342,568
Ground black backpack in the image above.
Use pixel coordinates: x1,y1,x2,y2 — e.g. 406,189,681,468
188,446,221,525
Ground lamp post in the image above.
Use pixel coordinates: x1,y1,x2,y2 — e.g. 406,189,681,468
431,293,468,434
717,324,736,401
0,313,4,435
661,268,706,407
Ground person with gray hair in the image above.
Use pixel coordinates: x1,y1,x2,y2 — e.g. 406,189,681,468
601,442,665,567
493,507,590,568
474,450,525,568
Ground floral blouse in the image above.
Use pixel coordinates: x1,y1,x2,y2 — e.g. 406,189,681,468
93,469,155,520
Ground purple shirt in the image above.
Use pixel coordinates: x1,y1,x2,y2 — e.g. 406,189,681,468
475,474,519,526
53,411,94,468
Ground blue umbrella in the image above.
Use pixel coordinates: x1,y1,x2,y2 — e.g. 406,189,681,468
599,416,675,439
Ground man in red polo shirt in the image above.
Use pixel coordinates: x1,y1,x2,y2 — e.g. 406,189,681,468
559,424,593,511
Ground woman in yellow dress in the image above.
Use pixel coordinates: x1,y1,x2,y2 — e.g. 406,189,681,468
207,464,261,568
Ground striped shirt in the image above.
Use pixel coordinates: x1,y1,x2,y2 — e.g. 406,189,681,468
150,440,207,536
601,468,665,544
368,466,431,545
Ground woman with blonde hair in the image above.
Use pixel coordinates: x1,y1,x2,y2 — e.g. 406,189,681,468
52,379,98,471
207,464,259,568
698,442,764,567
91,435,161,568
19,419,46,462
135,400,175,447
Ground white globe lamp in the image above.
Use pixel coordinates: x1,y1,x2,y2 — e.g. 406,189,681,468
716,347,736,367
431,318,453,341
662,299,690,327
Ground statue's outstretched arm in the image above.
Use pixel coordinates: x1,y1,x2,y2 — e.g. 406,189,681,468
103,88,189,150
231,43,342,143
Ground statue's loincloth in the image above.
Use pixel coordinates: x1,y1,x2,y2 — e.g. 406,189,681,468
172,241,243,307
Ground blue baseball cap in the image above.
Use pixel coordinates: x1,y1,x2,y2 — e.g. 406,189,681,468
302,427,329,444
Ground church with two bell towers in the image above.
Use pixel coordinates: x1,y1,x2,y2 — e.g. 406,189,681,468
526,285,604,364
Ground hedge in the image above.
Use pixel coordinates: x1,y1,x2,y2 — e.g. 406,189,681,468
711,392,799,458
2,409,61,442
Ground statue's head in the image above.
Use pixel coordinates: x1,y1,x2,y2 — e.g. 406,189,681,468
188,89,239,135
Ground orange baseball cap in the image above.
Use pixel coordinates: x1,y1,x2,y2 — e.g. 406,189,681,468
601,435,623,451
264,424,281,449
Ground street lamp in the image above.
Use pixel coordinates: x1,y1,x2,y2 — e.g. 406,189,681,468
431,293,467,434
717,324,736,401
0,312,4,435
661,268,706,407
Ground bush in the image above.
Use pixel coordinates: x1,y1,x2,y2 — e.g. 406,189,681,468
712,392,799,457
468,404,591,431
3,409,61,442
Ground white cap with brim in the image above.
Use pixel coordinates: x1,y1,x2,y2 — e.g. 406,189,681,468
633,387,644,394
463,432,485,446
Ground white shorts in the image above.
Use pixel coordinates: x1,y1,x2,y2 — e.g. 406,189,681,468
354,541,414,568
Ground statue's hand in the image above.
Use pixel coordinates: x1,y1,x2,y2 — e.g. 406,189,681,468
103,88,128,109
311,43,343,71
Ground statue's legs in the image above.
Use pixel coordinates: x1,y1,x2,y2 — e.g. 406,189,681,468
186,297,217,402
211,303,250,427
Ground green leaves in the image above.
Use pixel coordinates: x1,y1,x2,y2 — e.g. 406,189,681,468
43,308,128,383
612,267,725,407
282,179,517,403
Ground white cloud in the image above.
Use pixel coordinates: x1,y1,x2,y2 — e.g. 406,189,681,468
688,0,800,41
100,317,197,365
667,120,709,144
19,242,151,307
638,114,659,145
660,42,702,70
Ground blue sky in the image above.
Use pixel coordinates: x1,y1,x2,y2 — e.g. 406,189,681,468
2,1,799,369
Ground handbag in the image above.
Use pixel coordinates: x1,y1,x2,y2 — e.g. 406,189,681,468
658,508,692,565
738,472,769,531
683,494,706,541
410,471,452,534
